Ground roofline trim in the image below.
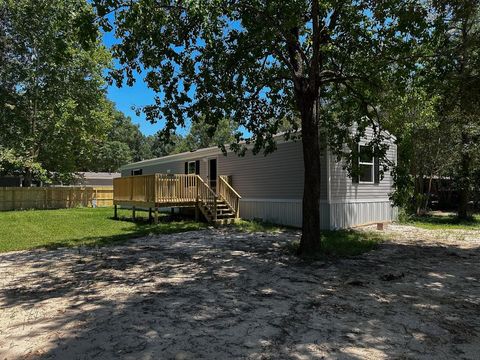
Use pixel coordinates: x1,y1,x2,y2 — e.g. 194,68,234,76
120,132,297,171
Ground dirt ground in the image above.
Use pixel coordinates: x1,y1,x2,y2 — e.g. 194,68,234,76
0,224,479,360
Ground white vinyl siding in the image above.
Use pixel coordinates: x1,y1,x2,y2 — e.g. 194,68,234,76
329,128,396,202
218,141,328,200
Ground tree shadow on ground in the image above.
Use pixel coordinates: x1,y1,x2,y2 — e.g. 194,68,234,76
0,228,479,359
28,214,207,251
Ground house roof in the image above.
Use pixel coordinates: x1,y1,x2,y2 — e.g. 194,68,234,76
120,146,224,171
121,125,395,171
120,131,299,171
76,172,121,179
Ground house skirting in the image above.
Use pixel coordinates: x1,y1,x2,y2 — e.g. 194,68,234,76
239,198,397,229
329,200,398,229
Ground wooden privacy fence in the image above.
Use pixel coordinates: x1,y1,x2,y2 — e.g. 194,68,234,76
0,186,114,211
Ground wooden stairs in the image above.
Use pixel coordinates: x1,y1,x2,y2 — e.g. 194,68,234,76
198,197,237,225
197,175,241,225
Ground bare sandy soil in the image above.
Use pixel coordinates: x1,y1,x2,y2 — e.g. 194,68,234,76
0,224,479,359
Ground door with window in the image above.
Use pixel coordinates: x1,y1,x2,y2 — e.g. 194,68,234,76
208,158,217,191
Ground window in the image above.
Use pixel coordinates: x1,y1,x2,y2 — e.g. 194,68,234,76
358,145,374,183
131,169,142,176
187,161,196,174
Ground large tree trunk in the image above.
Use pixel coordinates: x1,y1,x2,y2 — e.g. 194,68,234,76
458,132,471,219
24,169,33,187
298,97,322,255
458,186,469,219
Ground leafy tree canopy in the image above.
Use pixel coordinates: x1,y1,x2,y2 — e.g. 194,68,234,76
93,0,430,252
383,0,480,218
0,0,112,184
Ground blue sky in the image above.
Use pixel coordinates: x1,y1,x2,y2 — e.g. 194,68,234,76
102,31,164,136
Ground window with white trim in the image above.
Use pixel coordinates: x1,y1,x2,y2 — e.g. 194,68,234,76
358,145,374,183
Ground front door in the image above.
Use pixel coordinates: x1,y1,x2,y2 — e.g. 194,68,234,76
209,158,217,191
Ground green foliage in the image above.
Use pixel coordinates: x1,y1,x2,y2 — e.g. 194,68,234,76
384,1,480,217
384,88,445,214
150,117,237,157
0,147,48,182
0,0,112,183
233,219,285,233
106,109,154,162
182,117,236,152
87,108,154,172
93,0,430,250
0,207,205,252
404,213,480,230
285,231,383,259
90,140,132,173
93,0,428,158
397,208,415,223
427,1,480,218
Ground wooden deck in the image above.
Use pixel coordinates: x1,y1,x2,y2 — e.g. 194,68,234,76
113,174,241,224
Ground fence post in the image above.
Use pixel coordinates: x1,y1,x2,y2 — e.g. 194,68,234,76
12,188,16,210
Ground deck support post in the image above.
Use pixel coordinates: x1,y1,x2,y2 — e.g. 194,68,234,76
213,196,218,222
195,186,200,222
148,208,153,222
154,207,159,224
132,206,136,221
114,204,118,219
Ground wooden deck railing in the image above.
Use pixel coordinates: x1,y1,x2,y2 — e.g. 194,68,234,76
114,173,241,220
155,174,198,203
113,175,156,204
218,175,242,218
114,174,199,205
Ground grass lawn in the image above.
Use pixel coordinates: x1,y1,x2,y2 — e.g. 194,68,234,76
0,208,384,258
286,230,384,259
406,213,480,230
0,207,205,253
234,219,383,259
233,219,286,233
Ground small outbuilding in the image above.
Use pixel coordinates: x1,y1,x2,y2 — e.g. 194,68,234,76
75,172,121,187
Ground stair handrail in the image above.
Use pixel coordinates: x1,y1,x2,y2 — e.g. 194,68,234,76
196,175,218,221
218,175,241,218
218,176,242,199
196,175,217,198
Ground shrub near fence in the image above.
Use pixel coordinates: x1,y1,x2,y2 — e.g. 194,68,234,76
0,186,114,211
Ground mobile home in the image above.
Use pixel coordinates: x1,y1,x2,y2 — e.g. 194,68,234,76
117,131,397,229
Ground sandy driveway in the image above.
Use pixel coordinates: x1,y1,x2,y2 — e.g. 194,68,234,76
0,224,479,359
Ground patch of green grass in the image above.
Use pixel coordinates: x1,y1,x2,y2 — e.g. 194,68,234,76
233,219,285,233
286,230,383,259
405,214,480,230
0,207,206,253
